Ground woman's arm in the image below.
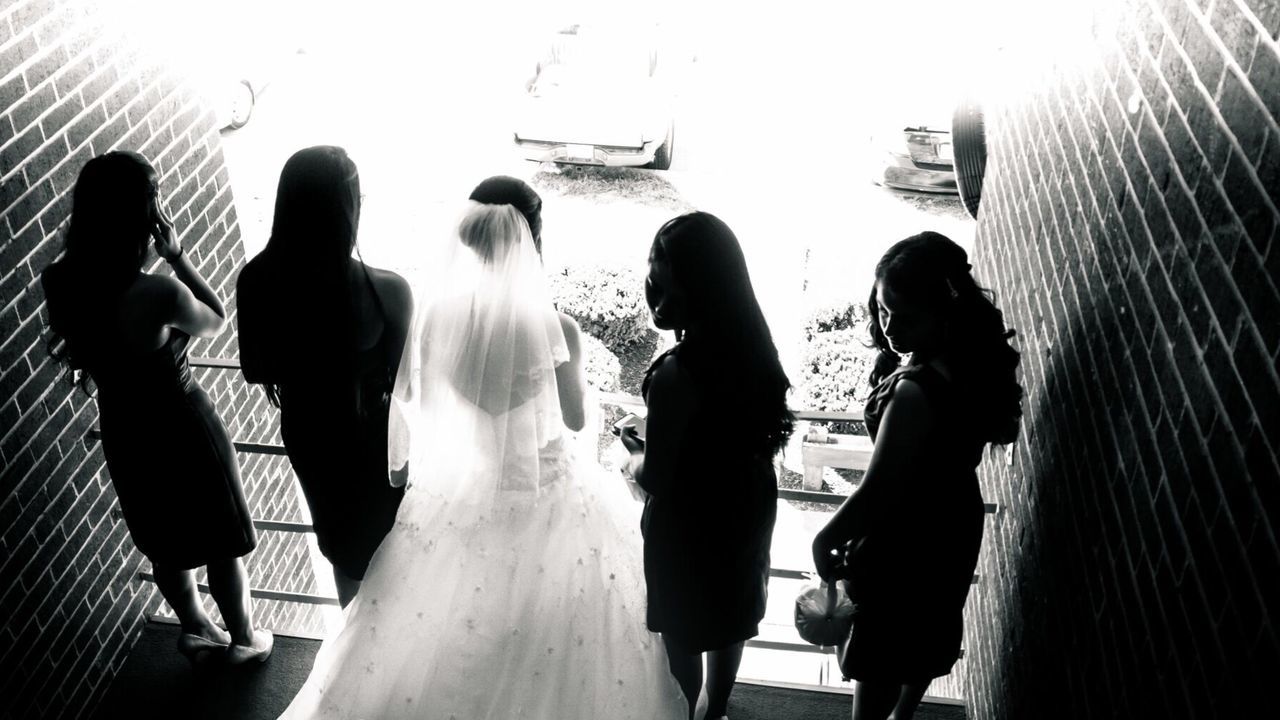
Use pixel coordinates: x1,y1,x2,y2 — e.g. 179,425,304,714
621,354,696,496
234,260,272,383
373,269,415,377
157,257,227,339
378,268,416,486
152,203,226,338
555,313,587,432
812,377,934,580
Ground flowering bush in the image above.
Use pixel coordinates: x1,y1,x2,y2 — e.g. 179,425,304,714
580,332,621,393
802,298,871,341
550,264,651,354
796,297,877,416
797,328,876,413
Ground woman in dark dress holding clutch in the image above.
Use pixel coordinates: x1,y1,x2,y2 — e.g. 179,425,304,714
237,146,413,608
811,232,1022,720
621,212,794,720
42,151,271,664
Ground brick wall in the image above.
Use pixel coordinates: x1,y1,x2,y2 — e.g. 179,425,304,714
0,1,325,718
964,0,1278,717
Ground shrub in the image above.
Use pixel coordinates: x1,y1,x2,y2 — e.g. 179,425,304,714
580,332,621,393
550,264,650,354
802,299,871,341
796,328,876,414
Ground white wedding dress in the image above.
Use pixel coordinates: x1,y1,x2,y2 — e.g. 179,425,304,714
279,203,686,720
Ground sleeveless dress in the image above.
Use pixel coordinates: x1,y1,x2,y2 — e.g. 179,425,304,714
840,363,986,681
95,330,256,569
277,339,406,581
639,343,778,652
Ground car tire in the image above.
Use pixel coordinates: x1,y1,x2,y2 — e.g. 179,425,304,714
952,100,986,219
647,125,674,171
226,80,255,130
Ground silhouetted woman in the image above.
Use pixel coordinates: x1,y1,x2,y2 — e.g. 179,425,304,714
41,151,271,664
811,232,1022,720
621,211,794,720
237,146,412,607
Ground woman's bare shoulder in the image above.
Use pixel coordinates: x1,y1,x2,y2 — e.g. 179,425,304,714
646,350,694,393
127,272,181,304
363,265,413,318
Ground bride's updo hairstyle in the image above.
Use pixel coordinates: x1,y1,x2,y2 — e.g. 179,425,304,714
458,202,529,264
468,175,543,255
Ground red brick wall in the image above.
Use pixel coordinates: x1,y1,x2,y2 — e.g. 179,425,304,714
0,1,325,717
964,0,1278,717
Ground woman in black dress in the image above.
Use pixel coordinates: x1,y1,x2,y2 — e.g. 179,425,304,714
621,212,793,720
41,151,271,664
811,232,1022,720
237,146,413,608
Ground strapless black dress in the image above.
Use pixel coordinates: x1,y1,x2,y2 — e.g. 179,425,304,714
95,330,256,569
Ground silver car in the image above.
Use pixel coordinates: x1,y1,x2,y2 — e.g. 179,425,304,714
876,122,958,194
514,25,676,170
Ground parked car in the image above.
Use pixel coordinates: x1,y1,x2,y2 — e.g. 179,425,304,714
513,24,677,170
874,120,958,194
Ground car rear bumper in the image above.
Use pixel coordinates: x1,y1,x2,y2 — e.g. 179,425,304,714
514,136,662,167
878,151,958,194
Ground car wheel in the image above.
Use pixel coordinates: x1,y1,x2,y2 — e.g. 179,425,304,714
647,125,674,171
225,80,255,130
952,100,986,219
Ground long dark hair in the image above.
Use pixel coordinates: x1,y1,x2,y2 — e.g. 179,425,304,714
468,175,542,255
250,145,368,406
42,151,158,394
651,211,794,456
867,231,1022,445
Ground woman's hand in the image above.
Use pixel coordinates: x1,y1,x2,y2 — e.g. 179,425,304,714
150,198,181,262
618,426,645,480
389,462,409,487
618,425,644,455
811,528,844,582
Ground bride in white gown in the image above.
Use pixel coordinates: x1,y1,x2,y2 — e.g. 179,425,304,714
279,197,688,719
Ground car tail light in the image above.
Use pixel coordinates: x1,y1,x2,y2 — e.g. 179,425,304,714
905,129,953,168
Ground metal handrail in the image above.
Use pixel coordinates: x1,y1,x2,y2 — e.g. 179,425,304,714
113,356,990,659
779,487,997,514
85,428,288,456
137,571,340,606
189,356,866,421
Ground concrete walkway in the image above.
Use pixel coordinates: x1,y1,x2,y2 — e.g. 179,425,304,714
94,620,966,719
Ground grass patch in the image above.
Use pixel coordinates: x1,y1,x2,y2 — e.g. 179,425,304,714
878,187,972,222
532,165,694,213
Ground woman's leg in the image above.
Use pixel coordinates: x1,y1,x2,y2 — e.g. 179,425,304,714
851,679,903,720
703,641,744,718
333,569,360,608
205,556,255,645
887,680,930,720
662,633,704,720
151,563,225,640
